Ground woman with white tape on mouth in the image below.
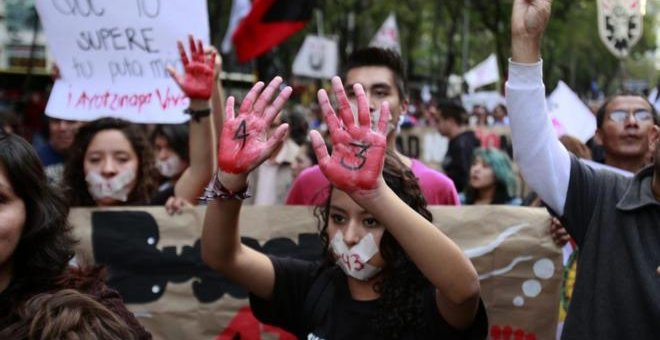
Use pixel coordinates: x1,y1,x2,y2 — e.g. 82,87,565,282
63,117,160,207
62,35,217,210
201,76,488,339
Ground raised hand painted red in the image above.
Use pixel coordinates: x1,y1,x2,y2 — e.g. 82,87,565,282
310,76,390,193
168,35,216,100
218,77,292,174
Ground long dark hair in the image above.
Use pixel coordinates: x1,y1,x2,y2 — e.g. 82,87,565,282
463,147,518,205
0,132,76,316
315,151,432,339
63,118,158,206
151,123,190,163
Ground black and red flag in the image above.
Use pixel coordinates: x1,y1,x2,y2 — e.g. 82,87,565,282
232,0,317,63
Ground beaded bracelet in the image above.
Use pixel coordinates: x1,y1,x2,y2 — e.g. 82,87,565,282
200,173,251,202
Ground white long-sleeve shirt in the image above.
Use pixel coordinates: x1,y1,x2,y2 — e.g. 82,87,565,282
505,61,570,215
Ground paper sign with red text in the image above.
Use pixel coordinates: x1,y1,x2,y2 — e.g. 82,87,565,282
36,0,209,123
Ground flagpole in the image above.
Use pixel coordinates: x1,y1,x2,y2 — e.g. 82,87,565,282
314,9,325,94
461,0,470,75
315,9,324,36
618,59,628,91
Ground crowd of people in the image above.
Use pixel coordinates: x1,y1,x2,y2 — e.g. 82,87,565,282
0,0,658,338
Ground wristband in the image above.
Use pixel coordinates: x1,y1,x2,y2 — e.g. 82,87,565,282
200,173,251,202
183,108,211,122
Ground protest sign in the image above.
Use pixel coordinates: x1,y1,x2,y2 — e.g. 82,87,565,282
70,205,561,339
36,0,209,123
547,81,597,143
292,35,338,79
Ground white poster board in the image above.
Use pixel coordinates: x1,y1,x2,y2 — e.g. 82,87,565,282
292,35,338,79
547,81,597,143
36,0,210,123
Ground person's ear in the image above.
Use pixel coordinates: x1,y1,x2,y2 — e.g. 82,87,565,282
649,125,659,152
400,98,409,114
595,128,603,144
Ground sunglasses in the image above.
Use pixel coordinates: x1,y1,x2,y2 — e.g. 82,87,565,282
607,110,653,123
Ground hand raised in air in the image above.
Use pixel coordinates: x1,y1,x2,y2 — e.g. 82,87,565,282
167,35,216,100
218,77,292,176
310,76,389,194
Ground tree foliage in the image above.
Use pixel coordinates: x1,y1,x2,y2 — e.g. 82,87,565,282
211,0,657,97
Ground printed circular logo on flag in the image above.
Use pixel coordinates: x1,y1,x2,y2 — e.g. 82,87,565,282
597,0,644,58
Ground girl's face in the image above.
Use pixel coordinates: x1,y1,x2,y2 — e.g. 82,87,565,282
0,163,26,282
291,145,313,179
326,189,386,272
469,156,496,191
153,135,186,178
83,130,139,206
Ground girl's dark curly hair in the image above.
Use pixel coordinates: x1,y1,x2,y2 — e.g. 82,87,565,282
315,150,433,339
0,131,76,317
63,118,158,206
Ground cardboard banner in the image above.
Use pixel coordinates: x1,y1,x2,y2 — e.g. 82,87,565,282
36,0,210,123
70,205,560,340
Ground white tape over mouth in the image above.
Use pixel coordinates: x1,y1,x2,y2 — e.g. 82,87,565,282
156,155,183,178
86,169,136,202
331,231,382,281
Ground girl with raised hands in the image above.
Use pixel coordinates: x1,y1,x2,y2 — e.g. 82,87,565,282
201,77,487,339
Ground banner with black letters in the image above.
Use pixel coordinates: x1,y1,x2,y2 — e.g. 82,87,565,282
70,205,560,340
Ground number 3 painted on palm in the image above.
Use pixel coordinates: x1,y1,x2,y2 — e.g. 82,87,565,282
309,76,390,193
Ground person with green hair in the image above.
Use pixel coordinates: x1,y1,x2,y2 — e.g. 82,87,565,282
460,147,521,205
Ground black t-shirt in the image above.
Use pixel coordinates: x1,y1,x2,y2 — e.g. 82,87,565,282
250,256,488,339
150,184,175,206
443,131,481,193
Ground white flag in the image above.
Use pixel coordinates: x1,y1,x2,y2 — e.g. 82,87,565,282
369,13,400,53
597,0,643,58
463,54,500,92
292,35,338,79
221,0,251,54
547,81,597,143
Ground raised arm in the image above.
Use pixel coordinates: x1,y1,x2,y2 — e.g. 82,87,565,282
312,77,481,330
201,77,292,299
209,47,225,160
167,35,215,204
506,0,570,214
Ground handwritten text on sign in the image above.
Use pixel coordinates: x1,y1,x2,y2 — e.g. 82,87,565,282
36,0,209,123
